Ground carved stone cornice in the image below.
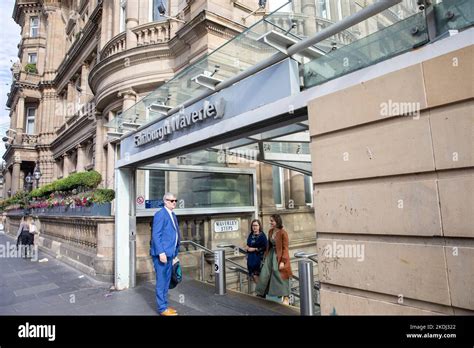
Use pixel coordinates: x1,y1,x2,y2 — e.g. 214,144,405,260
51,114,95,159
13,1,42,24
54,1,102,92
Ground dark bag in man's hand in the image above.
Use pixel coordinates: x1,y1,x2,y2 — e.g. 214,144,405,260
169,261,182,289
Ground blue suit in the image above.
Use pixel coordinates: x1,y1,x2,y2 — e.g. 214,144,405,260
150,208,181,313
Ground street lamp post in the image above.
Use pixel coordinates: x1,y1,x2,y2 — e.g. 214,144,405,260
33,164,42,189
25,173,33,192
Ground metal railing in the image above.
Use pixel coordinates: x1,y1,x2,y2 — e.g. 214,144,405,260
180,240,248,295
182,242,318,315
217,243,319,315
294,251,319,316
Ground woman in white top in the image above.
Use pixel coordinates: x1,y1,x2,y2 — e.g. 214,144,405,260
16,214,36,258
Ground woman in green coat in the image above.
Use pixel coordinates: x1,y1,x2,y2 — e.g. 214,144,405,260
255,214,293,304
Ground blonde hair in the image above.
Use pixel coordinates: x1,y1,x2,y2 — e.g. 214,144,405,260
24,216,33,225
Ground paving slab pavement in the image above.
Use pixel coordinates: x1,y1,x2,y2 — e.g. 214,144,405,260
0,233,299,316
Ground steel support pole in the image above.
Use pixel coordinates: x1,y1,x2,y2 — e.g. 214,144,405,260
129,169,137,288
214,249,226,295
298,259,314,316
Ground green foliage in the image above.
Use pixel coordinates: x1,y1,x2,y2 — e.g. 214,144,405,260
92,189,115,204
29,171,102,199
0,190,28,211
24,63,37,74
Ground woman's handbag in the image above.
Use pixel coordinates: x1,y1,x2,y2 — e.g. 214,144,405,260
169,260,182,289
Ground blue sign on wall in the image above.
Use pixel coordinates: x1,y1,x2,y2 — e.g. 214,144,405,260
145,200,164,209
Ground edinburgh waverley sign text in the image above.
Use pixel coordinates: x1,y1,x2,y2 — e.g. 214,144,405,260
134,98,226,147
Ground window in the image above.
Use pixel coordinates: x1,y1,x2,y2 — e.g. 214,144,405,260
28,53,37,64
148,171,165,200
272,165,285,207
26,107,36,134
120,0,127,32
151,0,167,21
317,0,329,19
269,0,292,12
30,16,39,37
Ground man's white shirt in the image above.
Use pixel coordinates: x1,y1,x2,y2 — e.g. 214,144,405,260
164,206,178,251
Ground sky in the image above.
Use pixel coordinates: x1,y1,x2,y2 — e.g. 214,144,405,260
0,0,21,159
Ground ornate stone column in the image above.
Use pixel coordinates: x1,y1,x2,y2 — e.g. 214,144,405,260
126,0,139,49
76,144,86,172
4,169,12,197
301,0,317,36
63,153,71,177
80,64,90,105
53,159,58,180
16,96,25,136
67,82,75,118
11,162,21,194
94,112,106,183
106,111,115,189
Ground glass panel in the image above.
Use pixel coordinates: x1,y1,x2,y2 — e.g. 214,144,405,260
108,0,431,132
263,141,310,155
153,0,167,21
27,120,35,134
30,16,39,37
120,0,127,33
434,0,474,35
28,53,37,64
106,1,292,130
27,108,36,117
303,11,429,88
139,170,253,208
149,170,165,199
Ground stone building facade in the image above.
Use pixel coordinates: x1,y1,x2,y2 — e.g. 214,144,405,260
3,0,340,281
2,0,422,291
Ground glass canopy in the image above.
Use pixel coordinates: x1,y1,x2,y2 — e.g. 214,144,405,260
106,0,473,174
106,0,431,131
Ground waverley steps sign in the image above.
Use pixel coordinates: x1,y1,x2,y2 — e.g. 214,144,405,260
135,98,226,147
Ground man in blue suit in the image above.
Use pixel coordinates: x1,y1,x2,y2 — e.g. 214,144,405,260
150,192,181,316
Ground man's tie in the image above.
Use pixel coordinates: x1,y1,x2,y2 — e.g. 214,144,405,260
172,212,178,231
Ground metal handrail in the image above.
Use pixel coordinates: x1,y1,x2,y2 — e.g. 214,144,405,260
217,243,248,255
180,240,213,254
294,251,318,264
218,243,318,304
292,252,320,291
180,240,248,275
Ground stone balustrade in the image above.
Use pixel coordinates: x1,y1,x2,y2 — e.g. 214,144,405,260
101,21,171,60
134,21,171,46
101,32,126,60
39,218,98,250
6,215,115,282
